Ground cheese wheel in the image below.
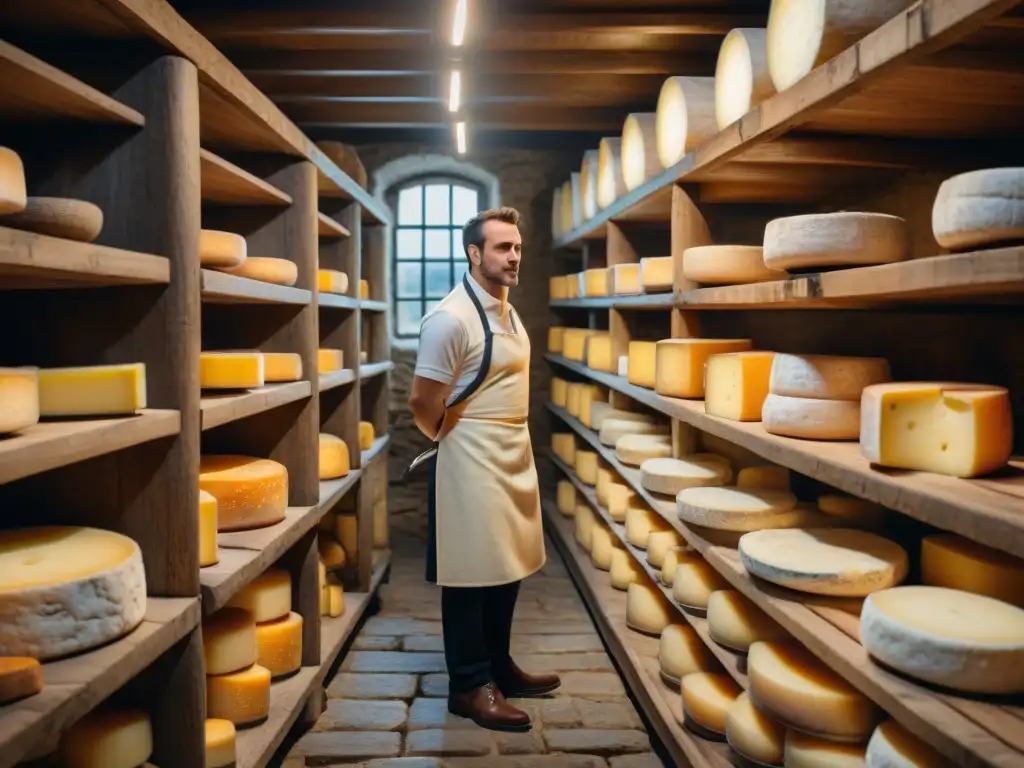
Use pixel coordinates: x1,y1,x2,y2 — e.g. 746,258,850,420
551,377,568,407
683,245,783,285
639,256,674,292
646,530,685,568
607,483,637,523
595,465,614,506
200,351,265,390
817,494,886,529
575,504,596,551
318,348,344,373
207,663,271,728
627,341,658,389
254,610,303,679
625,504,671,549
764,213,909,270
556,480,578,517
626,581,673,636
583,268,610,298
548,327,565,353
708,590,787,651
0,367,39,434
0,657,42,704
715,28,775,129
640,455,732,496
704,351,775,422
549,277,568,301
656,339,753,399
580,149,599,220
319,433,351,479
0,527,146,660
736,465,790,491
866,720,949,768
621,112,660,191
591,404,651,431
673,552,730,610
326,583,345,617
597,137,625,209
586,334,615,372
358,421,375,451
37,363,147,416
932,168,1024,250
921,534,1024,608
770,354,891,401
676,486,801,532
227,569,291,623
58,708,152,768
616,434,671,466
861,586,1024,694
600,418,669,447
726,692,786,767
203,607,257,675
199,490,219,567
575,449,599,485
224,257,298,286
205,719,237,768
739,528,908,597
319,534,346,569
262,352,302,382
0,146,27,214
660,624,716,683
762,393,861,440
318,269,349,294
681,672,742,737
200,455,288,532
360,279,370,299
785,732,867,768
860,382,1012,478
0,196,104,242
749,641,881,741
552,433,576,466
660,546,690,587
200,229,246,268
655,76,716,169
590,525,620,571
610,548,644,590
611,263,642,295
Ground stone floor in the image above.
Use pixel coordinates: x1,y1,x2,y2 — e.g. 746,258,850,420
283,532,666,767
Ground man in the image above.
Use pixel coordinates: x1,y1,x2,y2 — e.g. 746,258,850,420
408,206,558,732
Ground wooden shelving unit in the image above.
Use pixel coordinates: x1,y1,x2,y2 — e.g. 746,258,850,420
0,4,394,766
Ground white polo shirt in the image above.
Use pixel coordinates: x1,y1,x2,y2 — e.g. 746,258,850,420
414,274,516,403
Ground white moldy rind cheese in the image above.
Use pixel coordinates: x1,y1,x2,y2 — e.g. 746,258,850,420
762,393,861,440
785,731,867,768
616,434,672,466
200,455,288,531
770,353,891,401
0,367,39,434
763,213,909,271
859,382,1013,478
866,720,950,768
681,672,742,737
921,533,1024,608
860,585,1024,694
676,486,801,532
708,590,787,651
932,167,1024,251
58,708,153,768
738,528,908,597
659,624,715,682
0,146,27,214
749,641,881,741
640,455,732,496
0,527,147,660
673,552,730,609
600,418,669,447
590,403,650,431
655,76,717,169
726,692,786,767
715,29,775,129
626,581,674,636
683,245,784,285
200,229,247,268
226,568,292,623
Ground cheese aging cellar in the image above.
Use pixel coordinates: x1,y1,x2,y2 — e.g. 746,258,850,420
0,0,1023,766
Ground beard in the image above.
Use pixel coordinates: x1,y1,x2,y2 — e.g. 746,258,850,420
479,259,519,287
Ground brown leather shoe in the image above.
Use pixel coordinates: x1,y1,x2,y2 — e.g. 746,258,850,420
495,658,561,698
447,682,532,732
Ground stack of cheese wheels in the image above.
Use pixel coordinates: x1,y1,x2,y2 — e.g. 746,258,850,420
640,454,733,496
860,382,1012,477
683,245,784,285
611,263,642,295
705,350,777,422
655,75,716,170
725,691,786,767
639,256,674,294
736,465,789,491
708,590,787,652
227,569,302,680
205,719,237,768
866,720,949,768
224,256,299,286
610,548,645,591
552,432,576,465
681,671,742,740
590,523,621,571
597,137,625,209
646,529,685,569
656,338,754,399
319,527,346,570
676,485,805,533
200,229,246,269
763,212,910,271
659,624,717,686
616,433,672,466
590,402,648,431
548,326,565,354
58,708,154,768
861,585,1024,694
816,493,886,530
673,551,729,612
621,113,660,191
932,168,1024,250
607,482,637,523
626,580,674,636
580,149,600,220
575,449,599,486
625,504,671,549
200,351,265,390
575,504,596,552
0,366,39,435
263,352,302,382
556,480,578,517
36,362,148,417
0,527,147,660
600,417,668,447
203,608,271,728
319,433,351,479
749,641,881,742
0,146,27,213
785,731,866,767
199,490,219,567
318,268,350,295
715,28,774,129
738,528,909,597
763,353,891,441
359,421,375,451
660,545,691,587
551,377,568,407
921,533,1024,607
319,348,344,373
200,455,288,531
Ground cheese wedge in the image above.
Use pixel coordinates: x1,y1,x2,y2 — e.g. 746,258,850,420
205,719,237,768
58,708,152,768
37,363,147,416
610,548,644,590
726,692,786,767
762,393,861,440
866,720,949,768
681,672,741,737
659,624,715,682
626,580,673,635
227,569,291,623
0,657,42,705
612,263,642,295
715,28,775,129
933,167,1024,251
200,455,288,531
736,465,789,491
319,433,351,479
784,732,866,768
627,341,658,388
640,455,732,496
704,351,775,421
616,433,671,466
200,229,246,268
203,607,258,675
0,146,27,214
254,610,303,679
921,533,1024,608
319,348,344,373
655,339,753,399
708,590,787,651
676,486,801,532
770,353,891,400
200,351,264,390
0,367,39,434
207,663,271,728
199,490,219,567
672,551,729,610
224,257,298,286
683,245,783,285
262,352,302,382
639,256,674,292
318,269,350,294
763,212,909,271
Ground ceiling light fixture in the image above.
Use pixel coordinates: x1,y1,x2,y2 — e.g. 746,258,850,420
455,121,467,154
449,70,461,112
452,0,468,46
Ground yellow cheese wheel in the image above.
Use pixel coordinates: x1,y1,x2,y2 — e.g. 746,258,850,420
705,351,776,422
656,338,753,399
615,433,671,466
0,146,27,214
627,341,658,389
646,529,685,569
672,552,729,610
203,607,257,675
223,257,298,286
199,490,219,568
262,352,303,382
58,708,153,768
708,590,787,652
200,351,264,390
866,720,948,768
659,624,716,683
37,362,147,417
200,229,246,268
227,568,291,623
0,367,39,434
921,533,1024,608
611,263,642,295
610,548,644,591
556,480,578,517
660,546,690,587
200,455,288,532
205,719,237,768
583,268,610,297
359,421,375,450
552,433,576,466
319,433,351,479
681,672,742,738
607,482,637,523
549,276,569,300
326,583,345,617
575,449,599,485
318,269,350,294
683,245,784,285
736,465,790,491
319,348,344,373
207,663,271,728
0,657,42,705
254,610,303,679
725,691,786,766
626,581,674,636
590,524,620,571
319,534,346,569
585,334,615,373
562,328,596,362
595,465,614,506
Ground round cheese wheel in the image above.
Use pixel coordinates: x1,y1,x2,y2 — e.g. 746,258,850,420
769,353,891,400
621,112,660,191
736,465,790,491
580,149,600,220
575,450,599,485
254,610,303,679
359,421,375,451
574,504,596,552
319,532,346,569
610,548,644,591
626,581,673,636
556,480,578,517
616,433,672,466
318,268,349,295
625,505,670,549
660,546,690,587
738,528,909,597
726,691,786,767
655,76,716,169
0,196,104,242
607,483,637,523
866,720,949,768
207,663,271,728
597,137,625,209
660,623,716,684
0,146,27,214
565,381,584,413
595,465,614,506
200,229,247,268
203,607,258,675
860,586,1024,694
600,418,669,447
817,494,887,529
681,672,742,738
932,168,1024,251
58,708,152,768
0,367,39,434
676,486,801,532
198,489,219,568
205,719,237,768
921,533,1024,608
226,568,292,623
0,657,42,705
708,590,787,652
763,213,909,271
715,29,775,129
646,530,685,569
784,731,866,768
262,352,302,382
224,257,298,286
748,641,881,741
200,455,288,532
319,348,344,373
335,514,357,560
591,404,653,431
590,524,619,571
319,433,351,480
682,245,784,285
761,394,861,440
640,455,732,496
0,526,146,660
673,552,730,610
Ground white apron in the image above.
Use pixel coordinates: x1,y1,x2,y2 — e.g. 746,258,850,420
424,276,546,587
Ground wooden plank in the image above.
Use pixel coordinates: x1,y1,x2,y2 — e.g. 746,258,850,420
318,293,360,310
317,212,351,239
361,434,390,471
319,369,357,392
359,360,394,380
551,293,674,310
318,470,363,514
201,269,312,305
200,381,312,431
200,149,293,206
359,299,388,313
0,598,199,768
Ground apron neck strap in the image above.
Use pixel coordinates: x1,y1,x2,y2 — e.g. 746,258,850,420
447,274,495,408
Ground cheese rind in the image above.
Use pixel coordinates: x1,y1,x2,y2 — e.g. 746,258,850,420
610,549,643,590
0,526,146,660
562,329,596,362
708,590,786,651
622,112,659,191
205,719,237,768
715,28,775,129
319,433,351,479
640,455,732,496
227,569,292,623
0,657,42,705
203,607,258,675
549,277,569,300
616,434,672,466
262,352,302,382
673,552,729,609
660,546,690,587
58,708,153,768
627,341,658,389
0,367,39,434
607,483,637,523
0,146,27,214
611,263,642,295
254,611,303,679
639,256,674,292
595,465,614,506
585,334,615,372
590,525,619,571
319,348,344,373
224,257,298,286
646,530,685,569
575,450,599,486
626,581,673,635
770,354,891,401
600,418,669,447
705,351,775,422
207,663,271,728
763,212,909,270
762,394,861,440
548,327,565,354
866,720,949,768
335,515,357,560
859,382,1012,477
681,672,742,736
318,269,350,294
200,351,265,390
200,455,288,532
574,504,596,552
37,363,147,416
921,533,1024,608
683,245,784,285
655,76,717,170
597,137,625,209
660,624,715,682
726,692,786,767
556,480,578,517
200,229,246,268
676,486,801,532
861,586,1024,694
199,490,219,567
359,421,375,451
625,505,670,549
656,339,753,399
932,167,1024,251
784,732,866,768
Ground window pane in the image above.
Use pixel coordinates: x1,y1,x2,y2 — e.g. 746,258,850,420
396,301,423,336
397,186,422,226
396,262,422,299
396,228,422,260
425,229,451,260
424,184,451,225
451,229,463,262
452,185,478,226
425,262,453,298
453,260,468,284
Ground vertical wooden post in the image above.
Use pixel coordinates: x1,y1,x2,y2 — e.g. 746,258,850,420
282,529,321,665
148,626,206,768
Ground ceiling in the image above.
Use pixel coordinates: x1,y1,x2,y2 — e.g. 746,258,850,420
173,0,769,147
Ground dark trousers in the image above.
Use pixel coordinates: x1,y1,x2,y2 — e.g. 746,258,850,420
441,580,521,693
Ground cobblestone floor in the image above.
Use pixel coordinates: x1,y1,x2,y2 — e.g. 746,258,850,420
283,533,666,767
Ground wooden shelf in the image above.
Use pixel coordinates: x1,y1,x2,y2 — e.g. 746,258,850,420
547,402,1024,768
552,293,674,311
200,382,312,431
0,410,180,485
319,549,391,670
0,226,170,289
361,434,390,469
359,299,388,313
0,597,199,768
319,470,362,512
547,356,1024,560
201,269,311,306
317,212,351,239
359,361,393,381
200,149,293,207
319,369,357,392
317,293,360,310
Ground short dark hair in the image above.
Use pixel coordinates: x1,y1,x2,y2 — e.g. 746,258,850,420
462,206,521,262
